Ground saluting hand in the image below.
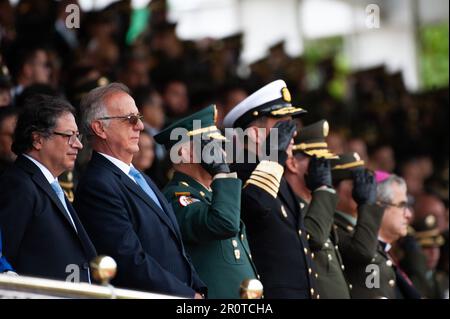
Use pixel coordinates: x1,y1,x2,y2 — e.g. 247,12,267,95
200,138,230,176
352,168,376,205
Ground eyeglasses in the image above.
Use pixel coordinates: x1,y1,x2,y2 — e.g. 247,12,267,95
96,114,144,126
52,131,83,146
377,201,410,212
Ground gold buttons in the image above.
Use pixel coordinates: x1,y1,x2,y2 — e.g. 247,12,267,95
232,239,238,248
199,191,205,197
298,230,302,236
310,288,314,295
249,253,252,259
324,242,330,248
315,273,319,279
335,245,339,250
389,280,395,287
234,249,241,260
306,234,310,240
281,205,288,218
304,248,308,254
386,260,393,267
241,234,244,241
341,264,345,271
308,268,312,274
316,294,320,299
311,252,315,259
349,284,353,290
328,254,332,261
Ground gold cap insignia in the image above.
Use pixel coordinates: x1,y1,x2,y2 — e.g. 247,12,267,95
353,152,361,161
323,121,329,137
98,77,109,87
425,215,436,228
281,87,291,103
213,104,218,125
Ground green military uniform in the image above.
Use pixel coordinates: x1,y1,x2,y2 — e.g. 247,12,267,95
155,105,259,299
406,214,448,298
59,170,75,203
331,153,388,298
163,172,258,299
293,120,351,299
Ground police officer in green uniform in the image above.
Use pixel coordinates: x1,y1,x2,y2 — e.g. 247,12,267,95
284,120,350,299
223,79,319,299
154,105,259,299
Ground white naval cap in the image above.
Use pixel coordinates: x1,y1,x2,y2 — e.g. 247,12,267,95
222,79,307,128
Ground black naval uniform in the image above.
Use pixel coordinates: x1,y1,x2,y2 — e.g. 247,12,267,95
231,154,318,299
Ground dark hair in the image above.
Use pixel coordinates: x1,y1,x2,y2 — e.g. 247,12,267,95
12,94,75,155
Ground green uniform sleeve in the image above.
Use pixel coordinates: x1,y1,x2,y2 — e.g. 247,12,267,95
338,203,385,264
168,178,242,244
303,189,339,251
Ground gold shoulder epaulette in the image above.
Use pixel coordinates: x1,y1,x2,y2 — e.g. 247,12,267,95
245,160,284,198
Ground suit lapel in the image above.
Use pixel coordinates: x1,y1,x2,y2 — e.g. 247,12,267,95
91,152,182,243
67,203,97,259
121,174,180,238
17,156,78,234
143,174,183,239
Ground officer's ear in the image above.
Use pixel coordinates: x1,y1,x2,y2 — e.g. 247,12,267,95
285,155,298,174
178,141,192,163
31,132,44,150
91,120,107,139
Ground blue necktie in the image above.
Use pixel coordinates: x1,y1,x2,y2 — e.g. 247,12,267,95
51,181,78,232
129,167,163,211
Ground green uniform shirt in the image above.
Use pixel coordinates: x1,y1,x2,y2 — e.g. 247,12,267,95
163,171,258,299
300,190,351,299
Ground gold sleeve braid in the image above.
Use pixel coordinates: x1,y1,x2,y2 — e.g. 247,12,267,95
244,160,284,198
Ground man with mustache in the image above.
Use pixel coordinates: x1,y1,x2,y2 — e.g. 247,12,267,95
0,94,96,282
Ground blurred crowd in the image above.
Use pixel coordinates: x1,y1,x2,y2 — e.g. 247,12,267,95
0,0,448,298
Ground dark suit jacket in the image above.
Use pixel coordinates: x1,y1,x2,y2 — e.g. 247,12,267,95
74,152,206,297
0,155,96,281
231,158,318,299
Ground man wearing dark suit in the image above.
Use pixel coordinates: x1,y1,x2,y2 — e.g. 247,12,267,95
0,94,96,282
74,83,206,298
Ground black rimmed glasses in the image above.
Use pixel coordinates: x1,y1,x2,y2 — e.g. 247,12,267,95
52,131,83,146
96,114,144,126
